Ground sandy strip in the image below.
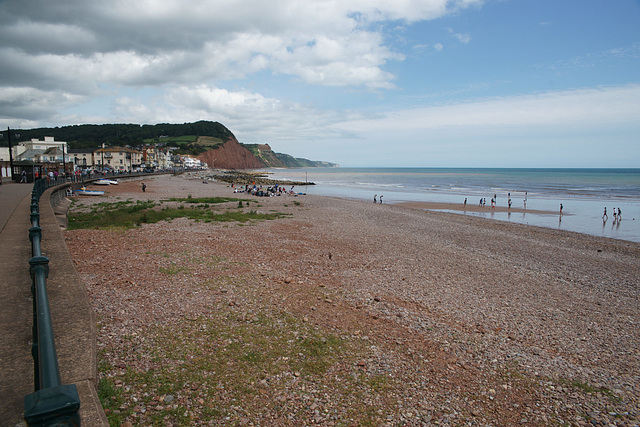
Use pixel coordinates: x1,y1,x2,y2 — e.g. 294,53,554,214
65,173,640,426
395,201,559,215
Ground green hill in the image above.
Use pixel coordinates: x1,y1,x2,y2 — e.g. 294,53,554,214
5,121,234,149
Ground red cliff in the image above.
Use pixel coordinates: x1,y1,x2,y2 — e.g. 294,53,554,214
198,137,264,169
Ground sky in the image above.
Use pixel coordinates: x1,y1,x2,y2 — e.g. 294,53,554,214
1,0,639,168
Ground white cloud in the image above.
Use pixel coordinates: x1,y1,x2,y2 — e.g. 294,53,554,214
111,85,353,143
0,0,480,98
0,21,97,55
449,29,471,44
0,86,85,118
0,86,87,129
334,85,640,132
0,0,490,128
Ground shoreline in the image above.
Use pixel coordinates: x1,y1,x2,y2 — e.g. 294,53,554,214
66,174,640,425
395,201,560,216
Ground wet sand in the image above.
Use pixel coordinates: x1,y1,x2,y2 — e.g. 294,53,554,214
395,201,560,215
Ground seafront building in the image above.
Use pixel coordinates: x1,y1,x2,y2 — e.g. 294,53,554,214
13,137,69,164
0,136,72,181
141,145,175,170
1,136,202,181
67,148,98,169
94,146,143,171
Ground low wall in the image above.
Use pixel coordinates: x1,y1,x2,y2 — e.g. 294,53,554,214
41,187,108,426
50,183,75,208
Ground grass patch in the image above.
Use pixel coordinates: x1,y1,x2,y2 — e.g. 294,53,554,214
165,196,251,204
68,199,288,230
158,263,190,275
560,378,621,402
68,200,157,229
368,374,392,393
97,376,130,426
98,306,396,425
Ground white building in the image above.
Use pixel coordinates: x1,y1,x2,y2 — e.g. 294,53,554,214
18,136,68,155
14,137,68,162
0,147,11,162
181,155,207,169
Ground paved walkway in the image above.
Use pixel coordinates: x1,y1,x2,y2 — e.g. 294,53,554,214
0,181,107,426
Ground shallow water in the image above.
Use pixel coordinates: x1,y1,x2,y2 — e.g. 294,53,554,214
266,168,640,243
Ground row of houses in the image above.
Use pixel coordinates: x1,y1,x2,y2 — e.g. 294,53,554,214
0,137,207,181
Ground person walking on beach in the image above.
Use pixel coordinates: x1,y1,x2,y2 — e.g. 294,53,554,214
464,198,467,207
617,208,622,220
379,195,383,204
603,207,608,221
142,182,146,192
373,194,377,203
508,198,512,209
559,204,563,215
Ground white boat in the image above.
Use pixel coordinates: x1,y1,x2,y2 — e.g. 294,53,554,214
75,189,105,196
94,178,118,185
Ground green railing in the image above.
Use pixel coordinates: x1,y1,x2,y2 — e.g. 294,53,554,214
24,177,81,426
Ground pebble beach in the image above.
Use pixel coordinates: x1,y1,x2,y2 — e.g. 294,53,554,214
65,173,640,426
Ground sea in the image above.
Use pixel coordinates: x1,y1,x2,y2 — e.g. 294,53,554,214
264,167,640,243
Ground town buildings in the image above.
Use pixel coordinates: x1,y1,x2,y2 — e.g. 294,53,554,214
1,136,206,182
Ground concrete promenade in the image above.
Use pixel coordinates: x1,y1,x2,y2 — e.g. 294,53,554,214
0,181,107,426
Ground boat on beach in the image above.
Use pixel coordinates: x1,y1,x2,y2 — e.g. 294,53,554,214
75,189,105,196
94,178,118,185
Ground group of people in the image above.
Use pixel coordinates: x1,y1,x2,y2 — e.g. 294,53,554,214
471,192,519,209
603,207,622,223
20,169,69,183
475,196,500,208
18,168,110,184
373,194,383,204
462,192,533,211
234,183,298,197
